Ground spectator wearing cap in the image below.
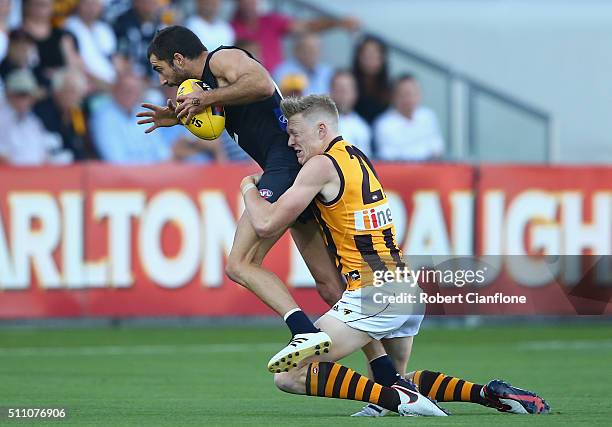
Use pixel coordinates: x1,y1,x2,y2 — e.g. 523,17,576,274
273,32,332,96
0,69,69,165
90,72,170,163
231,0,359,72
330,70,372,158
34,68,92,160
374,74,444,161
186,0,235,51
21,0,81,88
65,0,118,90
280,73,307,98
113,0,163,78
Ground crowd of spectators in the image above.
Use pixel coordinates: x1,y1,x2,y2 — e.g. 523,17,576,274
0,0,444,166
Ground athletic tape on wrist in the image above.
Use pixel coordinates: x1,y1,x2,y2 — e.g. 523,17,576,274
241,183,258,196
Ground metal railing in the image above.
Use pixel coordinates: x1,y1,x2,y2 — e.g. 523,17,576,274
273,0,557,163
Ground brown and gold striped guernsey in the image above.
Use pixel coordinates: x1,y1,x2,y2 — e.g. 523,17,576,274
313,136,403,290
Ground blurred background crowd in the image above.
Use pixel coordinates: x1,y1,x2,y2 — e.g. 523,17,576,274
0,0,445,166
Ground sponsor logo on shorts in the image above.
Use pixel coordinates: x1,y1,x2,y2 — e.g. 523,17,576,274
354,202,393,230
259,188,274,199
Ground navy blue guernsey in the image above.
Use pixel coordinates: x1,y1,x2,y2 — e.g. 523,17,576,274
200,46,299,170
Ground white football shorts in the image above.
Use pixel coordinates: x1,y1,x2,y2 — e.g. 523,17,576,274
325,287,424,340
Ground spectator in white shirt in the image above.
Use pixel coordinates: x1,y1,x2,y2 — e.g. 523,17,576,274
330,69,372,157
186,0,235,51
0,69,67,165
273,32,332,95
90,72,170,163
374,74,444,161
65,0,118,89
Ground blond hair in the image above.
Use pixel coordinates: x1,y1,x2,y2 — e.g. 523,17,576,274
280,95,339,130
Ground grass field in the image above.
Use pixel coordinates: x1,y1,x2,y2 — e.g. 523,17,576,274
1,323,611,426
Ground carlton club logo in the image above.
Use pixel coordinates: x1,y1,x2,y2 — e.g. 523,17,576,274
354,202,393,231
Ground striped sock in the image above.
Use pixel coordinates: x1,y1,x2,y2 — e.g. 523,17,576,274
413,370,487,405
305,362,401,412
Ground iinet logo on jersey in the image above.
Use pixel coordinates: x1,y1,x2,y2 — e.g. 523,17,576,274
354,202,394,231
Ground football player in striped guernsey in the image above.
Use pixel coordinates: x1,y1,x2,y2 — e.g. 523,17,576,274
241,94,549,416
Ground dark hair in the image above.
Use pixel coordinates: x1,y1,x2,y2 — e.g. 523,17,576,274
351,34,391,97
9,29,34,43
147,26,207,64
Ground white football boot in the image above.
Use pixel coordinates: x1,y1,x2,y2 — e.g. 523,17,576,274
350,404,389,417
393,379,449,416
267,331,332,373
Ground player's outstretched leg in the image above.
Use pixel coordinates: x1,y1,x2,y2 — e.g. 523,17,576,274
273,315,447,416
409,370,550,414
274,362,448,416
226,213,330,371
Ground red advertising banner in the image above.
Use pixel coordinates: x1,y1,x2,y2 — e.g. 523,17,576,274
465,165,612,315
0,163,610,318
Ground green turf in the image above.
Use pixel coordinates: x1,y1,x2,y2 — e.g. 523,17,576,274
1,323,611,426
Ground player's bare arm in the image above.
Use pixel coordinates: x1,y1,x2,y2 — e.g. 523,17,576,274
175,49,275,124
241,155,339,238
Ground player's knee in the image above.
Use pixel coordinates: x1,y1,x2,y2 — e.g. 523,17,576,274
225,258,245,286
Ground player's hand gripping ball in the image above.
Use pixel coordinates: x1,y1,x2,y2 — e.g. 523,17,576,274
176,79,225,140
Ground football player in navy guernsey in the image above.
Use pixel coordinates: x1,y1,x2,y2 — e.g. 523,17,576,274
137,26,342,370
